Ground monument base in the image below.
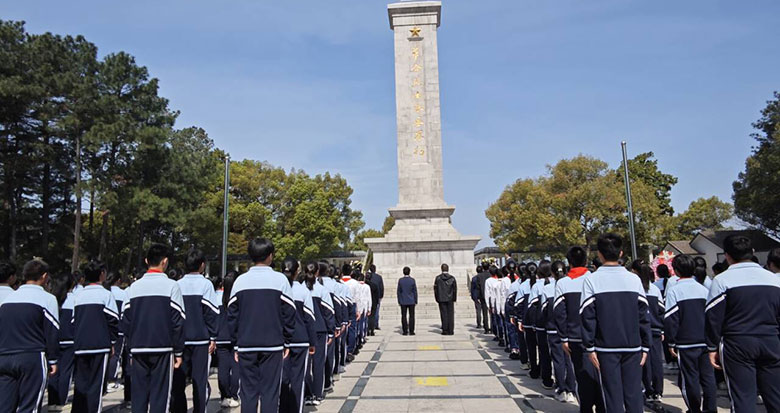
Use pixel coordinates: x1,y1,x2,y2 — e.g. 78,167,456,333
365,204,480,293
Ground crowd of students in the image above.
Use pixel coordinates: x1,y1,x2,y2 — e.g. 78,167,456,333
472,233,780,413
0,237,380,413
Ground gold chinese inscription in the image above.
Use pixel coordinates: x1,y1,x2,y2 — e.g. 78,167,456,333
411,43,425,158
413,146,425,156
412,47,420,61
414,118,424,128
414,130,423,141
414,104,424,113
411,63,422,72
412,77,421,87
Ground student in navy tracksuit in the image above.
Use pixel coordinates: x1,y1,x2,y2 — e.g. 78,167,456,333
665,254,716,413
705,234,780,413
0,261,16,303
554,246,604,411
518,262,539,378
545,260,576,402
631,260,665,403
397,267,418,335
303,262,336,406
580,234,651,413
121,243,186,413
47,272,76,410
533,260,554,389
321,262,342,393
0,259,60,412
505,263,525,362
216,271,241,408
105,272,128,393
72,260,119,413
281,258,316,413
228,238,296,413
172,249,220,413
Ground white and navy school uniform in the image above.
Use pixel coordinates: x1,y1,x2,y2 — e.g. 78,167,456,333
321,277,341,390
337,282,352,368
515,279,538,373
106,285,127,386
172,273,220,413
643,282,665,399
342,276,360,353
0,284,13,303
504,278,524,358
227,265,296,413
532,279,553,387
525,280,543,378
0,284,60,412
705,262,780,412
580,265,651,413
306,280,336,401
553,268,604,411
664,277,716,413
543,278,575,395
214,289,239,402
281,281,316,413
72,284,119,412
47,291,75,407
121,271,186,412
484,276,499,339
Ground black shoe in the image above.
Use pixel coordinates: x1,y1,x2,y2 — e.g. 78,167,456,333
476,324,482,329
493,337,499,342
410,332,415,335
346,354,355,363
375,327,381,330
498,340,505,347
509,352,520,360
402,332,408,336
484,330,490,334
503,347,511,353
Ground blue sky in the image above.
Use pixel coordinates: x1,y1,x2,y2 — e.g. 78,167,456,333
4,1,779,248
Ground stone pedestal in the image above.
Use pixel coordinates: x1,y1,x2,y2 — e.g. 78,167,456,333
366,1,480,287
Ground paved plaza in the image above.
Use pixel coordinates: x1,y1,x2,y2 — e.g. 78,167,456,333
85,317,762,412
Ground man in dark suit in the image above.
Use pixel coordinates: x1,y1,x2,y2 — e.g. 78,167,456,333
368,265,384,330
396,267,417,335
475,263,492,334
434,264,457,335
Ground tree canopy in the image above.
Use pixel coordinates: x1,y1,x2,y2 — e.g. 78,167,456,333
0,21,365,274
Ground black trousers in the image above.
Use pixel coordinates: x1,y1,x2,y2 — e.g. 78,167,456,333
47,344,74,406
106,335,123,384
325,334,335,389
479,300,490,332
642,333,664,397
238,350,284,413
401,305,415,334
438,302,455,334
720,335,780,413
596,351,644,413
281,347,308,413
548,333,576,393
73,352,109,413
306,333,327,399
473,300,482,327
0,352,47,413
171,344,210,413
130,352,173,413
216,345,239,400
536,330,553,387
569,342,605,413
677,347,717,413
525,328,539,377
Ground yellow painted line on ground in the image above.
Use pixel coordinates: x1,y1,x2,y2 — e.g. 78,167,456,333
417,345,442,350
415,377,449,386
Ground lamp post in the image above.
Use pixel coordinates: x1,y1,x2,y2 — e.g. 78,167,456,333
621,141,638,260
221,155,230,276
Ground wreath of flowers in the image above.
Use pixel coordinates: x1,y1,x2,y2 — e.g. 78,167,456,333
651,250,676,277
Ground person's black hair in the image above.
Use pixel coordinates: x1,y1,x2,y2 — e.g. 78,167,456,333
768,248,780,270
672,254,696,278
518,263,528,281
551,260,566,281
591,257,602,270
211,274,223,291
751,255,760,264
301,262,318,290
185,249,206,273
369,264,376,273
527,262,538,286
475,266,481,273
248,237,275,263
342,263,353,277
565,246,587,268
481,262,490,272
403,267,411,276
167,269,180,280
23,259,49,282
329,264,339,279
103,271,119,289
82,260,105,284
538,260,552,278
282,257,299,286
49,272,75,306
656,263,670,290
222,270,239,308
441,263,449,273
693,256,708,285
146,243,170,267
630,260,654,292
597,233,622,262
712,261,728,275
318,262,329,284
489,266,498,277
0,261,17,283
723,234,753,262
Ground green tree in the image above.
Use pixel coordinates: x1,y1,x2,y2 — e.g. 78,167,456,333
621,152,678,216
733,92,780,237
675,196,733,237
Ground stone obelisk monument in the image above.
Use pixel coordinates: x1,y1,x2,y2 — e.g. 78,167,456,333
365,1,480,287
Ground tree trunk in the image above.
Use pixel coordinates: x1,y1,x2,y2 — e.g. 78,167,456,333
98,210,108,261
135,222,145,272
88,184,94,249
71,135,82,273
41,134,51,258
4,133,18,261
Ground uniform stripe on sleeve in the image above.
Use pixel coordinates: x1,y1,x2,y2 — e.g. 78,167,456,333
664,305,679,319
43,309,60,329
170,301,186,319
202,298,220,314
638,295,648,306
579,296,595,314
280,294,296,310
705,293,726,313
553,295,565,308
103,307,119,319
228,296,238,307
